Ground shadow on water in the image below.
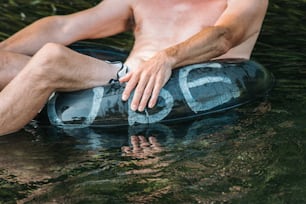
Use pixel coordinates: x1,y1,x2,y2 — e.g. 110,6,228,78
1,0,306,203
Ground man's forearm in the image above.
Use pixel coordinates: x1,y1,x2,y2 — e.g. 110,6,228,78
164,0,268,69
164,26,233,68
0,16,68,55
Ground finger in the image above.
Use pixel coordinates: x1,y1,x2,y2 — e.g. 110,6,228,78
149,136,161,147
130,135,140,150
122,73,139,101
148,77,164,108
130,74,150,111
149,136,158,146
138,77,155,112
138,136,150,147
119,72,132,83
130,136,142,153
121,146,132,154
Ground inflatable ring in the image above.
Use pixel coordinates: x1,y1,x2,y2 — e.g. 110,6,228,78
37,43,274,128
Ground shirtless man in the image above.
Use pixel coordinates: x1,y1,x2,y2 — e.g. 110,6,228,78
0,0,268,135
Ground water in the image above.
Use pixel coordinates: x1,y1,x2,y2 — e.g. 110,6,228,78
1,0,306,203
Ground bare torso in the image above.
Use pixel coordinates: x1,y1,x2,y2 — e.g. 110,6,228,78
125,0,260,68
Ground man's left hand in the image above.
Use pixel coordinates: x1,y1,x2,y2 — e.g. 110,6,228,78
120,53,173,112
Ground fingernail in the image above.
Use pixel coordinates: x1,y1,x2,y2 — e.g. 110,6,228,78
149,102,154,108
131,105,137,111
122,94,127,101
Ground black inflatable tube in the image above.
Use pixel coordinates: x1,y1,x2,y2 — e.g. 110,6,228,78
37,43,274,128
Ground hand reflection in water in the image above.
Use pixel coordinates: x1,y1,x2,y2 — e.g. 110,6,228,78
121,135,169,174
121,135,163,159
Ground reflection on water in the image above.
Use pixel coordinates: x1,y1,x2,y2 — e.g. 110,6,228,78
0,109,243,203
1,0,306,203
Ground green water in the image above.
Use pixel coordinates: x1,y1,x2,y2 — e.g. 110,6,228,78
1,0,306,203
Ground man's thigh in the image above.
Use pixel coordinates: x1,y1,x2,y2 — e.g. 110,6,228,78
0,50,31,89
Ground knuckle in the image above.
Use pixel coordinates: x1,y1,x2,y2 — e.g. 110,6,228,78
143,88,152,96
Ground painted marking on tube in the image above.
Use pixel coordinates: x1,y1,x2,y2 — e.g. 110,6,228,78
128,88,174,125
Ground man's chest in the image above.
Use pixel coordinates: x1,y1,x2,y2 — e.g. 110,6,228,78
132,0,227,28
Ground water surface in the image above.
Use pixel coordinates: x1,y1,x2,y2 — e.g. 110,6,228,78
0,0,306,203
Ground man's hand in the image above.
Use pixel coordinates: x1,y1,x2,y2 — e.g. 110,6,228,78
120,52,173,112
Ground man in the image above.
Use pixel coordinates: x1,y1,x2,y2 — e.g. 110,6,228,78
0,0,268,135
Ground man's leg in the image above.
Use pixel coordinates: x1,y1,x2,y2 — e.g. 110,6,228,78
0,43,120,135
0,51,31,89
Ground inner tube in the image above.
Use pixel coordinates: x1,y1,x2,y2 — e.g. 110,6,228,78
37,43,274,128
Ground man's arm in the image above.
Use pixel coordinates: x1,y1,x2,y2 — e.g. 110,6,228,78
0,0,133,56
164,0,269,67
121,0,268,112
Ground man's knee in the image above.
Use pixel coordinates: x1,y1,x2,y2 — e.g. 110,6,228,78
29,43,69,80
35,42,67,68
18,42,71,90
